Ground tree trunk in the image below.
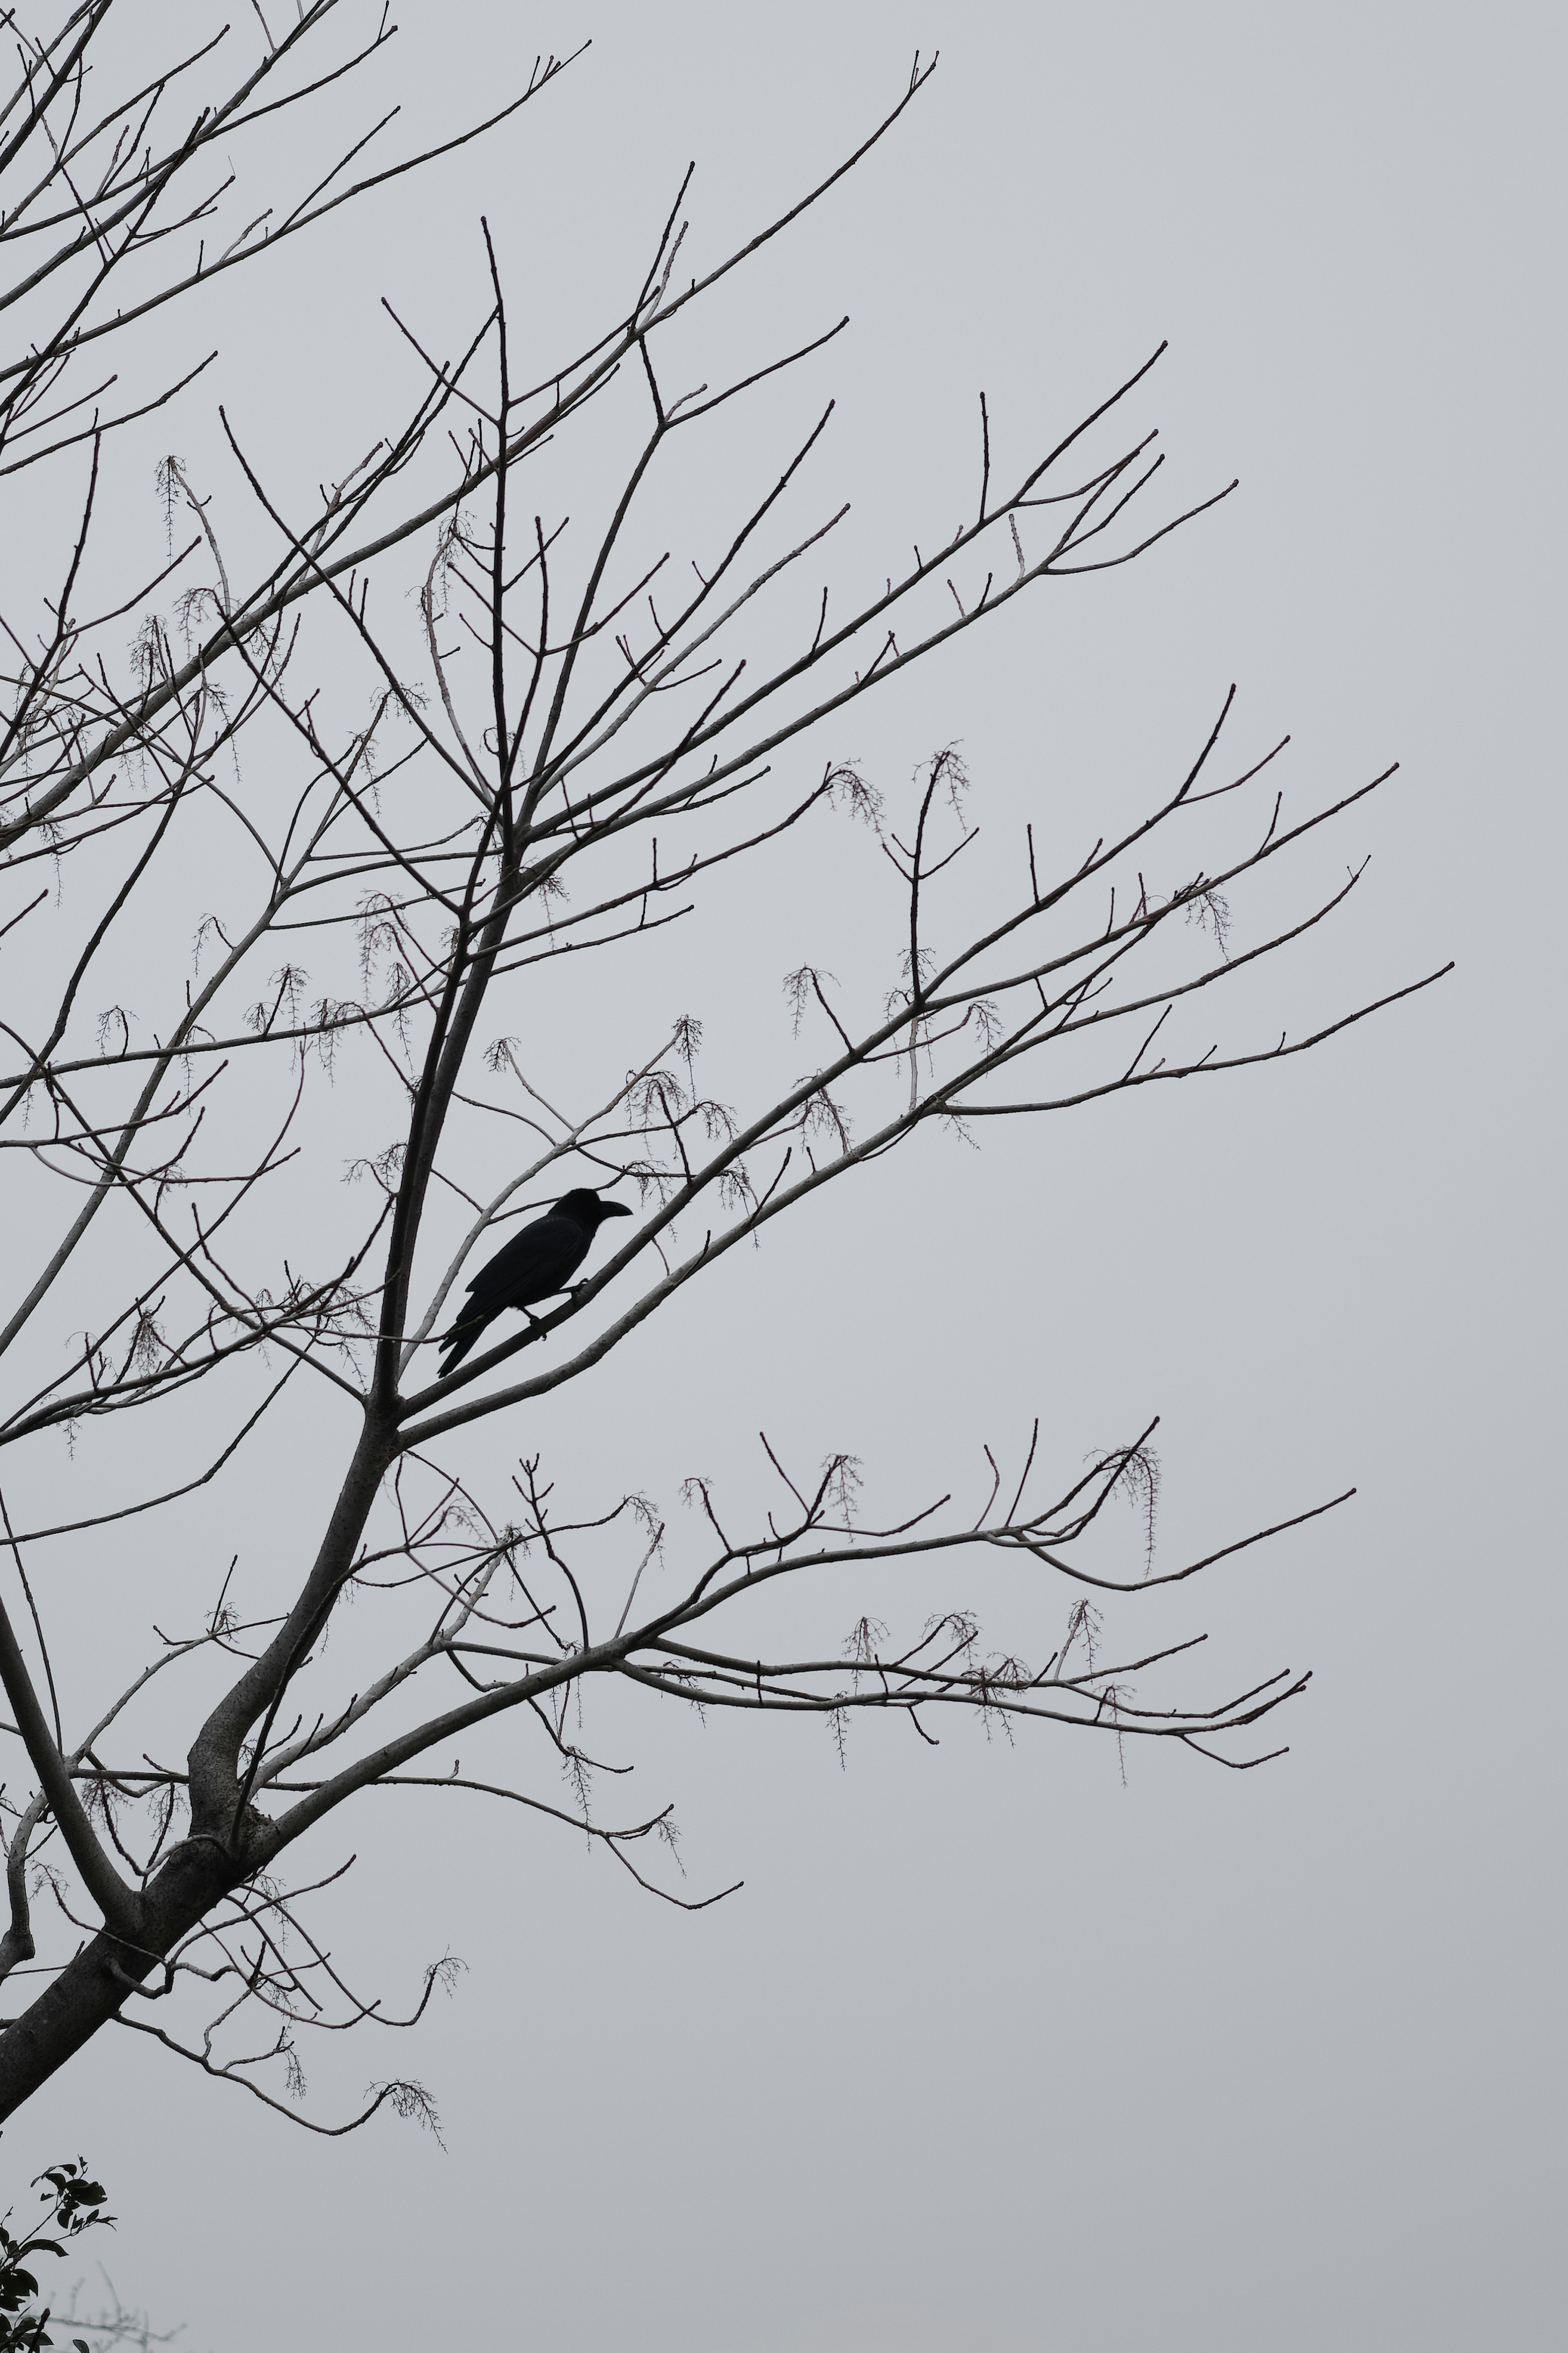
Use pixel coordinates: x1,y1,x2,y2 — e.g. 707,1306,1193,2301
0,1422,395,2119
0,1839,234,2118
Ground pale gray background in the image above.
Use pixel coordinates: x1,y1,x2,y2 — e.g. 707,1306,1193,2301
11,3,1564,2348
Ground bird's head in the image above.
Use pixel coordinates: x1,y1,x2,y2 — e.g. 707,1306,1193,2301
554,1187,633,1229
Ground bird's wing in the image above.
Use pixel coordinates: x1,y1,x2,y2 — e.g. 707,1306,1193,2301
465,1213,592,1309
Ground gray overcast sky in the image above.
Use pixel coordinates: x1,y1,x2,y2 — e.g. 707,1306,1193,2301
11,3,1563,2349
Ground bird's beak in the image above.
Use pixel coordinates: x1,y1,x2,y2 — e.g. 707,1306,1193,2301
601,1200,633,1218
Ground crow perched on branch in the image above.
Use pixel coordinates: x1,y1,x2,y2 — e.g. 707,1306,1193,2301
437,1188,632,1377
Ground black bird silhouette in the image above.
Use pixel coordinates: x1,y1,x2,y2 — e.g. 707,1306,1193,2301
437,1188,631,1377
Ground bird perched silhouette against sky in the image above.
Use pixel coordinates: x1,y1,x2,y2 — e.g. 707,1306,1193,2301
438,1187,632,1377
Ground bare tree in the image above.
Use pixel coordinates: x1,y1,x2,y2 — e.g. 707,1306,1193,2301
0,7,1447,2131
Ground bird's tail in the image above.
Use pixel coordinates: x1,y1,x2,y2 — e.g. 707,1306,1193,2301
437,1307,489,1380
